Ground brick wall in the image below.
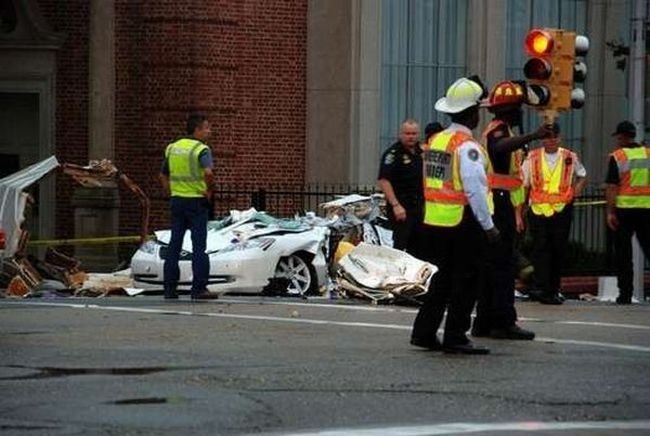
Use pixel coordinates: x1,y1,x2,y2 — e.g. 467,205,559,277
37,0,90,239
114,0,308,235
37,0,307,239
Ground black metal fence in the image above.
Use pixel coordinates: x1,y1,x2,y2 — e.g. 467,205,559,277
205,183,625,275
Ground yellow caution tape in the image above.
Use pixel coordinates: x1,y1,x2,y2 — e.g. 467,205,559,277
573,200,606,207
27,235,147,247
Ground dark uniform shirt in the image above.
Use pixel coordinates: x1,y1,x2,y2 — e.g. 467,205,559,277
378,141,423,211
605,143,642,185
486,121,513,176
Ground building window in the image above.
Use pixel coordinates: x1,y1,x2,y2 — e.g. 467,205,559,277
0,0,17,34
505,0,588,154
380,0,469,149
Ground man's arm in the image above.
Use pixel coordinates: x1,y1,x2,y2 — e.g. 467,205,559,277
490,124,553,154
606,183,619,230
159,172,170,195
203,168,215,199
378,178,406,222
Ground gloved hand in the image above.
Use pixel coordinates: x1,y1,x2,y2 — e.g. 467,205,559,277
485,226,500,244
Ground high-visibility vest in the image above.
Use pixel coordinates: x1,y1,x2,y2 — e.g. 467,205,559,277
423,130,493,227
611,146,650,209
165,138,209,198
528,147,576,217
481,119,525,207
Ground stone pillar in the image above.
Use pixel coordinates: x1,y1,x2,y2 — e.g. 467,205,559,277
72,187,120,272
73,0,119,270
306,0,381,185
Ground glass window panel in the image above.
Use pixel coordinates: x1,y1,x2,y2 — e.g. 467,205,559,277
381,0,468,150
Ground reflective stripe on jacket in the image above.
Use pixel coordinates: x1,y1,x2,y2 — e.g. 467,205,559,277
528,147,576,216
482,119,524,207
423,131,492,227
165,138,209,198
611,147,650,209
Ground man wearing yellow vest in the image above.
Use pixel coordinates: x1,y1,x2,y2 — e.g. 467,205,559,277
522,124,586,305
159,112,217,300
410,77,497,355
472,81,551,340
605,121,650,304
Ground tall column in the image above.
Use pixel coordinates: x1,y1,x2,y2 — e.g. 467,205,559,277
306,0,381,185
75,0,119,271
89,0,115,160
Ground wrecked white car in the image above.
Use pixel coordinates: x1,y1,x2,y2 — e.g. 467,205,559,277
131,209,330,296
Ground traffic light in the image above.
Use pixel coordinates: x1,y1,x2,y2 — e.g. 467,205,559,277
523,28,589,113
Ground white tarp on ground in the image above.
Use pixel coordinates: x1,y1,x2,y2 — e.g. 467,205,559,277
0,156,60,260
337,242,437,302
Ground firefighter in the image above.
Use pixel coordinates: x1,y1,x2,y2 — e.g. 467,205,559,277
522,123,587,305
410,77,496,355
473,81,551,339
605,121,650,304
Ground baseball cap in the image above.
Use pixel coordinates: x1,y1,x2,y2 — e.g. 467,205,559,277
611,121,636,137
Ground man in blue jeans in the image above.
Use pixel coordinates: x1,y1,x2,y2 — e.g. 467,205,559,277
159,112,217,300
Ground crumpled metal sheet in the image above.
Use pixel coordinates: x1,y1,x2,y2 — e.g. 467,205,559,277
336,242,437,302
0,156,59,260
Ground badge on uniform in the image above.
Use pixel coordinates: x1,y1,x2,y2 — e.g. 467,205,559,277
403,155,411,164
384,153,395,165
468,149,480,161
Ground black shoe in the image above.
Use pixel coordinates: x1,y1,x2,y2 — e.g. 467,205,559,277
490,325,535,340
616,295,632,305
442,341,490,355
164,291,178,300
410,336,442,351
537,293,563,305
471,326,491,337
191,291,219,300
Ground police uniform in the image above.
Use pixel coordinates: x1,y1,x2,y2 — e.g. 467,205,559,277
522,145,586,304
377,141,423,253
605,143,650,303
473,120,525,333
411,123,494,351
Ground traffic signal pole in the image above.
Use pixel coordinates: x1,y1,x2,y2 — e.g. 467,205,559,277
629,0,647,302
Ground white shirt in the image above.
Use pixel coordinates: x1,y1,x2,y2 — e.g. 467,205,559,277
446,123,494,231
521,147,587,187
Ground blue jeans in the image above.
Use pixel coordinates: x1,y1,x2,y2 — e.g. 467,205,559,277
163,197,210,294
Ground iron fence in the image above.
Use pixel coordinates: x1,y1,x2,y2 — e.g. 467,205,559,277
194,183,641,276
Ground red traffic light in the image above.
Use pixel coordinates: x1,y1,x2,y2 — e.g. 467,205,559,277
525,29,554,56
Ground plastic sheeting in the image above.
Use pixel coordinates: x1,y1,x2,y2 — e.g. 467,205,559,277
0,156,59,260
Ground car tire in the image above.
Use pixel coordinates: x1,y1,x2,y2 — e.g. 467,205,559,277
274,252,317,296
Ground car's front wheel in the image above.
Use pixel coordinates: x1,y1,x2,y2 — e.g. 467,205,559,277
274,252,317,296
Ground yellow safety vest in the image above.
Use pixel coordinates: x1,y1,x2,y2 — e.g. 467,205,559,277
423,130,493,227
528,147,576,217
165,138,209,198
481,119,525,207
611,146,650,209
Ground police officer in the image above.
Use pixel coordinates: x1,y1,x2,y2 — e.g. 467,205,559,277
473,81,550,340
378,119,424,254
522,124,587,305
410,77,496,355
605,121,650,304
159,112,217,300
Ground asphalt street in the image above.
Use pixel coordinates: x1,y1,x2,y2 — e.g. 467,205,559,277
1,295,649,435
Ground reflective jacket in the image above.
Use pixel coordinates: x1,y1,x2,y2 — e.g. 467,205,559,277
482,119,525,207
528,147,577,217
610,147,650,209
165,138,209,198
423,131,492,227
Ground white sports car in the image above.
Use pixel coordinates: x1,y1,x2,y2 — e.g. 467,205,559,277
131,209,330,296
